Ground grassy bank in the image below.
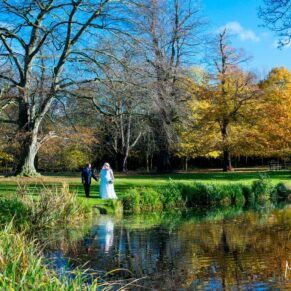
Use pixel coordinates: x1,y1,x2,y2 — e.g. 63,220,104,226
0,171,289,288
122,176,291,213
0,183,91,231
0,171,290,203
0,185,128,290
0,171,289,215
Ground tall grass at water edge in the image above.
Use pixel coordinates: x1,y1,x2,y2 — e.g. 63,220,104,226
0,183,92,231
0,222,134,290
0,184,139,290
122,175,291,214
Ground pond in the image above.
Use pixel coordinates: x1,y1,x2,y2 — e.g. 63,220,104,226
44,208,291,290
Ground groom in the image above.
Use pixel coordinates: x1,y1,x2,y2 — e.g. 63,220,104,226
81,163,98,198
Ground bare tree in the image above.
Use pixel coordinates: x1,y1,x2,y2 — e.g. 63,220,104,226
90,49,147,172
0,0,123,176
131,0,205,172
258,0,291,47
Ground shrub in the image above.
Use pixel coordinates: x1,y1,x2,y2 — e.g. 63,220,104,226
274,182,291,201
140,187,163,212
157,182,184,210
106,199,124,215
21,183,89,230
242,185,255,207
252,175,272,205
122,180,289,213
122,188,141,214
230,184,245,207
0,198,29,229
203,183,245,207
180,182,245,208
122,187,163,213
207,183,232,207
181,183,209,207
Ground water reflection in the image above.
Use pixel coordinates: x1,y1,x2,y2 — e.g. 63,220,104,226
45,208,291,290
84,217,114,254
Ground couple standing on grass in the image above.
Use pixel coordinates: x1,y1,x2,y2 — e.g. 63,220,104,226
81,163,117,199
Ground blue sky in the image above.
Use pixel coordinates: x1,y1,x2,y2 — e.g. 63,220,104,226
202,0,291,76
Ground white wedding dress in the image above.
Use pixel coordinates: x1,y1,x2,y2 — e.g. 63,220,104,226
99,169,117,199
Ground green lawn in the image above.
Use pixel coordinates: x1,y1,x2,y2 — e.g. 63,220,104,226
0,171,290,202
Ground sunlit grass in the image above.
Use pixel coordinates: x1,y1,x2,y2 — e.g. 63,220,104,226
0,171,290,211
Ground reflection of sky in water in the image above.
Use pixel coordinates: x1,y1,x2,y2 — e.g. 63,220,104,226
45,250,72,277
45,212,291,290
91,218,114,253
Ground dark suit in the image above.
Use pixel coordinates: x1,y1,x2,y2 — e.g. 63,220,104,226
81,167,97,197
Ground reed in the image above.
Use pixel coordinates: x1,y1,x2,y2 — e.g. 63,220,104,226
20,183,91,230
121,179,290,213
0,222,138,290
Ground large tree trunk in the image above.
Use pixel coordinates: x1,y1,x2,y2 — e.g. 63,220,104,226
222,149,232,172
16,126,39,176
15,98,42,176
221,122,233,172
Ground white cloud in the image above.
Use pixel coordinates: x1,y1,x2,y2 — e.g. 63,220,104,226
261,32,270,38
218,21,260,42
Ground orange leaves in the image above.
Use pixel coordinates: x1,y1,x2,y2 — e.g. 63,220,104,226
177,66,291,160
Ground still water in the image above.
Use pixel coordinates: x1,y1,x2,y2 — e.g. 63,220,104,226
45,208,291,290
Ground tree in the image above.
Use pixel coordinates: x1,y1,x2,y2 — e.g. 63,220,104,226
38,126,98,171
132,0,205,172
66,43,148,172
207,30,260,171
0,0,120,176
258,0,291,47
257,67,291,158
180,31,261,171
93,66,146,172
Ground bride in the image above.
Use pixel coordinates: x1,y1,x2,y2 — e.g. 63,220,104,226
99,163,118,199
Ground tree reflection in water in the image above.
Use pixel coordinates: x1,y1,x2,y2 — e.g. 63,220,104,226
46,208,291,290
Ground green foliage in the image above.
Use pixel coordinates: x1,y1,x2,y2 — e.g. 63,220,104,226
121,178,291,214
230,184,245,207
242,185,255,207
181,182,245,208
20,183,90,230
157,181,185,210
64,148,89,170
206,183,245,207
0,150,14,164
0,223,108,290
122,188,141,214
0,198,29,229
180,183,209,206
122,187,165,213
273,182,291,201
141,187,163,212
207,183,232,207
122,182,249,213
252,175,273,205
106,199,124,215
